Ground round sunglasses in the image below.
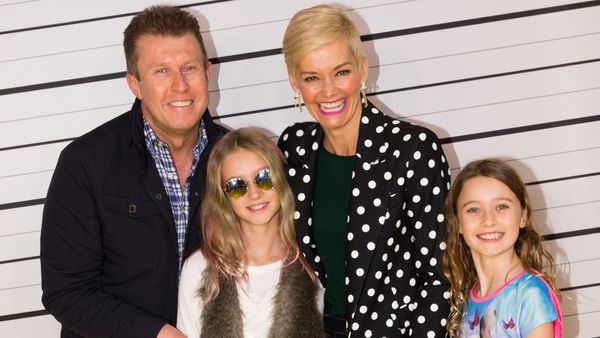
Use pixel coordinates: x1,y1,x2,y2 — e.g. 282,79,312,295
222,168,274,199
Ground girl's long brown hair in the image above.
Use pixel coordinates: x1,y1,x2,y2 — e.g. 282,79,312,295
442,158,560,337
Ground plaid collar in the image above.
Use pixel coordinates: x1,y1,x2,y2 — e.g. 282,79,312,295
142,116,208,160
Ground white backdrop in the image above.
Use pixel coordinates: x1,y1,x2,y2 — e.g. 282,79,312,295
1,0,599,337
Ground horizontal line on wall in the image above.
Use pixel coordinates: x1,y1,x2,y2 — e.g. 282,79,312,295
0,219,596,261
216,103,293,119
210,47,282,64
173,0,600,65
439,113,600,144
0,50,280,96
0,0,234,35
0,256,39,265
0,138,75,152
2,1,600,96
218,57,600,121
1,281,599,322
2,112,599,166
3,0,596,37
378,58,600,99
528,171,600,186
0,1,36,8
411,86,600,120
0,72,125,96
542,226,600,241
0,198,45,211
560,281,600,292
362,0,600,42
0,309,48,322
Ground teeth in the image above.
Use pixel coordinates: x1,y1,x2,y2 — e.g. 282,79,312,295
319,99,344,113
248,203,267,211
479,232,500,240
170,100,192,107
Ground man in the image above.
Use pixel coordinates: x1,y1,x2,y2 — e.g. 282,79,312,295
41,6,227,337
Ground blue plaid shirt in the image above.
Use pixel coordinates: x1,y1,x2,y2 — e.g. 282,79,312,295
143,117,208,271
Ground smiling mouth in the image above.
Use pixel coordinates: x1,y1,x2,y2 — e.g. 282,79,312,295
478,232,503,240
319,99,345,114
248,202,268,211
169,100,193,107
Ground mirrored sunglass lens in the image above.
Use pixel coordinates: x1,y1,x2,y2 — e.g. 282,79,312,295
255,170,273,190
225,179,247,198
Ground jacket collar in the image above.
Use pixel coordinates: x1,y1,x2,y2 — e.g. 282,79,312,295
292,101,389,168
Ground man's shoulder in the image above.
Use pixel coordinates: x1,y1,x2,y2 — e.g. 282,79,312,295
65,110,134,154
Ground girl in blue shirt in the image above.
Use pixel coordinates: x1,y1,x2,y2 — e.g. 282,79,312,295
443,159,562,338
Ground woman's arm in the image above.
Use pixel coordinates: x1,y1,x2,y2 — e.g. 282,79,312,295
402,128,451,337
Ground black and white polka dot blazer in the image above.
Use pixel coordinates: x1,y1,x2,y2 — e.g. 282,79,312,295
278,102,451,338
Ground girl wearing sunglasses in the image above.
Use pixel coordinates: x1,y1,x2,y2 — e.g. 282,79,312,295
177,128,327,338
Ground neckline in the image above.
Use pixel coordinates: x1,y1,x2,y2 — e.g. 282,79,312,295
246,259,282,273
319,144,355,159
470,270,527,302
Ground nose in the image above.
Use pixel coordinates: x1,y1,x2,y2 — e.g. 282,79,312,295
482,209,495,227
245,181,263,200
171,71,190,92
322,76,337,97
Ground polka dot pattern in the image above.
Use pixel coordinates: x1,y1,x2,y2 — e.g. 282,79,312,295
278,102,451,337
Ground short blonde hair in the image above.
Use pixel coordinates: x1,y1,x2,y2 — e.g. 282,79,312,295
282,4,365,78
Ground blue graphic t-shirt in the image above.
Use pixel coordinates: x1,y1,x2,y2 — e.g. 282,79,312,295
462,271,562,338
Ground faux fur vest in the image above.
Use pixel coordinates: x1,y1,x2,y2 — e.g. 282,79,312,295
198,258,327,338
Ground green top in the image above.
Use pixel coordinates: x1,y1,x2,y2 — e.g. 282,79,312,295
311,146,355,317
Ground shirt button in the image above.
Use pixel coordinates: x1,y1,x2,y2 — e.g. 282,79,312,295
156,193,162,200
128,204,136,214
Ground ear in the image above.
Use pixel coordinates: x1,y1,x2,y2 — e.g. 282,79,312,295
126,73,142,100
205,62,212,82
519,211,527,228
288,74,299,94
359,57,369,84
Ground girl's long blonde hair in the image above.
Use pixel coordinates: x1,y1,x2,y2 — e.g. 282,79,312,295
442,158,560,337
200,128,312,302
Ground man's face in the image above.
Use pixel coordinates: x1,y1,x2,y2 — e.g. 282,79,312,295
126,33,211,142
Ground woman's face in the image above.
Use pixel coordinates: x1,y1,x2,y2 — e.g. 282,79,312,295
221,148,281,231
289,39,368,137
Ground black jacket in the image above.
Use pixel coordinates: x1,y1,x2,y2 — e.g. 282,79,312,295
40,99,227,337
278,101,451,337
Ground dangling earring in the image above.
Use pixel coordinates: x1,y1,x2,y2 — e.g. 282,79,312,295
360,82,368,108
294,92,303,112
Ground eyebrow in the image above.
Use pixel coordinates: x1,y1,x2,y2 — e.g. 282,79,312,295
223,166,270,181
460,197,515,208
299,61,353,75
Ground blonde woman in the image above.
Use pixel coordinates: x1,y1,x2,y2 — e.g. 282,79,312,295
279,4,451,337
177,128,326,338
